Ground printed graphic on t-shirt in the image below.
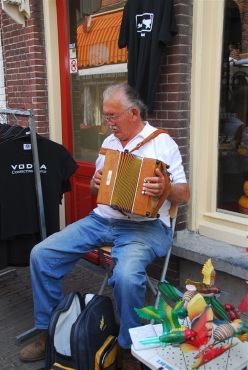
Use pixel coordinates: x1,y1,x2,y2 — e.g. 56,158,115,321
136,13,154,36
10,163,47,174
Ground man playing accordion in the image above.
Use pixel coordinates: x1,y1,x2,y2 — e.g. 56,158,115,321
20,83,190,367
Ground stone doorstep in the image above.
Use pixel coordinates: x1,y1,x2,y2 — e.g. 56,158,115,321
172,230,248,281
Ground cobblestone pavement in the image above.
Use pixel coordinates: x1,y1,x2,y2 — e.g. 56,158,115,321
0,260,113,370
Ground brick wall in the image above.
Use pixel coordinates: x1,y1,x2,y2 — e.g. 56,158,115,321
100,0,193,232
150,0,193,231
0,0,48,134
236,0,248,53
145,0,193,283
0,32,6,108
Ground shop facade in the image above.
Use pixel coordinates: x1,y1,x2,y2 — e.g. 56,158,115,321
0,0,247,311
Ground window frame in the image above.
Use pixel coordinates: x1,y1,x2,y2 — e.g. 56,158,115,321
189,0,247,248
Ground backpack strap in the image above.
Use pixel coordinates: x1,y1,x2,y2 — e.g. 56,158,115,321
99,129,168,156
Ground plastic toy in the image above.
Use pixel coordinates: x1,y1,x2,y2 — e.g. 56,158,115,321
134,258,248,369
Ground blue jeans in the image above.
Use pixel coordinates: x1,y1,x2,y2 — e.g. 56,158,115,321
30,211,172,348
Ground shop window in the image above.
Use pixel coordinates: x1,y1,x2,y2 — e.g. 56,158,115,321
218,0,248,217
74,68,127,163
69,7,127,163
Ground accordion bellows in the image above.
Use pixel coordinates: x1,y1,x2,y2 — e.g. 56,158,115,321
97,150,171,218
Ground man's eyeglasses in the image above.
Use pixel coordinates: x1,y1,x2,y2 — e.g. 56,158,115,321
102,106,132,123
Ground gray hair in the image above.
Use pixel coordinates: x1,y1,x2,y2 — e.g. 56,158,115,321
103,82,147,120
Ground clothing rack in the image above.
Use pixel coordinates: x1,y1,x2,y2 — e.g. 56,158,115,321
0,108,47,241
0,108,47,343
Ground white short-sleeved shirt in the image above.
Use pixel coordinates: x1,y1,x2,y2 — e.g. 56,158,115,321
93,122,187,226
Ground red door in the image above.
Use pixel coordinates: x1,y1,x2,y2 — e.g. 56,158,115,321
56,0,99,263
56,0,96,222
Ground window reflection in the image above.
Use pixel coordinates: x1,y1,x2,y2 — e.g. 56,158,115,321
74,73,126,163
218,0,248,216
70,9,127,163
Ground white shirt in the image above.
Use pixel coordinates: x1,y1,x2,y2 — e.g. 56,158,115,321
93,122,187,226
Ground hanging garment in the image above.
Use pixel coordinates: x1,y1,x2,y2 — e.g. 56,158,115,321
0,135,78,241
118,0,178,114
3,234,41,266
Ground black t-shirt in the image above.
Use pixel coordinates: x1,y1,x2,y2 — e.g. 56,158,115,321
118,0,178,113
0,136,78,239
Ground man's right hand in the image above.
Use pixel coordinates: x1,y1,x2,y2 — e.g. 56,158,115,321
90,169,103,195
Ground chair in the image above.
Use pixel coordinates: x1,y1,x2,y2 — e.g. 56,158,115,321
97,204,178,308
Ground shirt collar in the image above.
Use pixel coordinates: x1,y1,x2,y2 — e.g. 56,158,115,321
108,121,153,145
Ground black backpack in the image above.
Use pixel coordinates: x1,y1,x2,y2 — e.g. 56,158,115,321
45,291,120,370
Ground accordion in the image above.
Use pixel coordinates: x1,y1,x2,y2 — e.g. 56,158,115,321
97,150,171,218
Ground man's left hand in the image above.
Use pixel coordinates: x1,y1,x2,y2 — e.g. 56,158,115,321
143,168,166,198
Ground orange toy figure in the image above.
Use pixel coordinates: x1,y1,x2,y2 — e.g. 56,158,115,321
180,294,213,353
186,259,229,296
213,319,248,342
192,343,237,369
136,293,214,349
158,264,231,323
184,259,231,323
201,258,216,285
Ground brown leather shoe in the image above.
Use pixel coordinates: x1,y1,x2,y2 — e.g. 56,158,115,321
19,330,47,362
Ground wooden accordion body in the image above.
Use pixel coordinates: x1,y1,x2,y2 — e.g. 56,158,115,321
97,150,170,218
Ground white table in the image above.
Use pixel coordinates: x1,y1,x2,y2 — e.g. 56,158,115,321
131,333,248,370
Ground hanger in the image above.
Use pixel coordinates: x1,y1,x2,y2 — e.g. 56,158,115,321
12,127,31,141
0,111,31,143
0,113,10,134
0,123,11,135
1,113,17,136
1,125,23,138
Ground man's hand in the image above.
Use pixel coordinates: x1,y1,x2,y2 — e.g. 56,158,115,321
143,168,190,205
90,169,103,195
142,168,167,198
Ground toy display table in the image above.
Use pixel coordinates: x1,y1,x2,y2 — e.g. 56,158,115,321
130,325,248,370
130,258,248,370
